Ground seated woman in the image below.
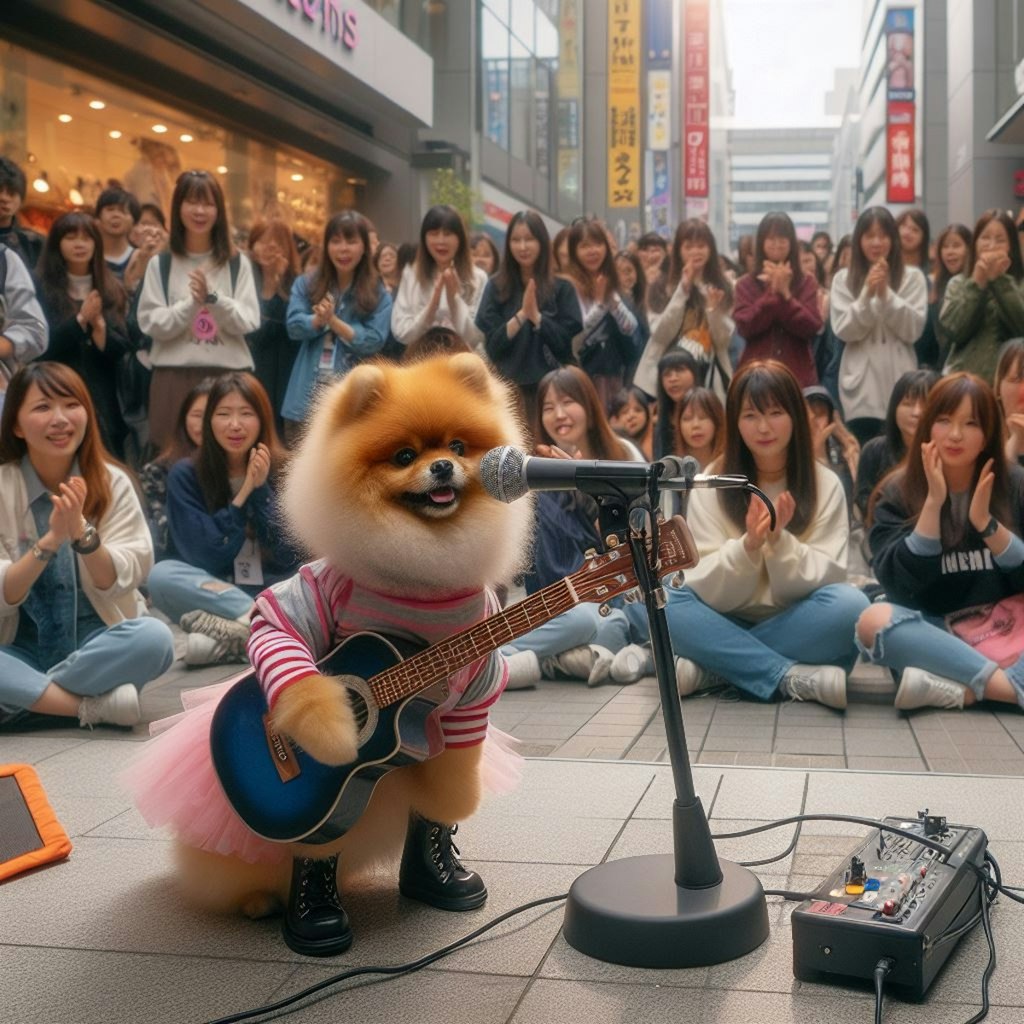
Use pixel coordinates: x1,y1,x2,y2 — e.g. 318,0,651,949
500,366,644,688
631,360,868,706
609,386,655,460
146,372,302,666
857,373,1024,712
0,363,174,729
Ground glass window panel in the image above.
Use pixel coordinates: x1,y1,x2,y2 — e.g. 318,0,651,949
534,58,551,178
509,35,533,163
535,8,559,60
482,0,509,23
482,11,510,148
510,0,536,51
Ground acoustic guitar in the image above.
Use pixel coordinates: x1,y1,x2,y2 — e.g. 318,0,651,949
210,517,697,844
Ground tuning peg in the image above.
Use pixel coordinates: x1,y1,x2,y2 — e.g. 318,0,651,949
583,547,598,559
667,572,685,589
621,587,643,605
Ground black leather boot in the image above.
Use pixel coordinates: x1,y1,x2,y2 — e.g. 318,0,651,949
281,854,353,956
399,814,487,911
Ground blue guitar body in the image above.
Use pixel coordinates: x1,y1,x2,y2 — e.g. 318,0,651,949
210,632,447,845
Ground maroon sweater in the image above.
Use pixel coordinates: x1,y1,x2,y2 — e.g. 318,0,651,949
734,272,823,387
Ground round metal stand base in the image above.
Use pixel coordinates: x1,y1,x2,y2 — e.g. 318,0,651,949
563,854,770,968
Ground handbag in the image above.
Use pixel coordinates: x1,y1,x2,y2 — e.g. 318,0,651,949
945,593,1024,667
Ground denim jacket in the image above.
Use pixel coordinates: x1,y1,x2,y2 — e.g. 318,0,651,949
282,274,392,422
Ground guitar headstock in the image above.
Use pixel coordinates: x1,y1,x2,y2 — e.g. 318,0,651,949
567,515,699,605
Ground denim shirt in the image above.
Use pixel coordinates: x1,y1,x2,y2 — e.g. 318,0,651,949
12,458,106,667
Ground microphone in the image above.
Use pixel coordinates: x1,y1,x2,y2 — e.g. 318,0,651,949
479,446,750,503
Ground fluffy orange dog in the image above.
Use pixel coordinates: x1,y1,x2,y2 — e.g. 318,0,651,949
131,353,533,956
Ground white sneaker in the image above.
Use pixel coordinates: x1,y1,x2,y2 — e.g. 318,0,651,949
184,631,248,667
780,664,847,710
895,668,966,711
179,610,250,643
541,644,596,681
504,650,541,690
611,644,654,684
587,645,615,687
675,657,719,697
78,683,141,727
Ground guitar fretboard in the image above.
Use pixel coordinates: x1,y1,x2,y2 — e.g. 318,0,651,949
368,577,581,708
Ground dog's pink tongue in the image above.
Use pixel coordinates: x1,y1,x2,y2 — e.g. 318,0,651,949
429,488,455,504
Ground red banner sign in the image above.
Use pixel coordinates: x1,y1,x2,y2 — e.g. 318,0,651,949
683,0,709,199
886,101,915,204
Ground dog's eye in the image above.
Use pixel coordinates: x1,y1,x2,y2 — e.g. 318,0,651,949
448,439,466,457
393,447,417,467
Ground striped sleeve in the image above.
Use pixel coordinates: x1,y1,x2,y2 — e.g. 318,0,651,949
247,561,349,709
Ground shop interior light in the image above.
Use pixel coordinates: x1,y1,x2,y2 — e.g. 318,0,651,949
216,165,228,174
69,188,84,205
32,174,50,194
151,124,168,134
109,130,122,139
58,114,72,123
290,173,304,181
89,100,106,110
179,133,194,143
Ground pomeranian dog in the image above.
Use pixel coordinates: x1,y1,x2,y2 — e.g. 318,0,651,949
164,353,534,952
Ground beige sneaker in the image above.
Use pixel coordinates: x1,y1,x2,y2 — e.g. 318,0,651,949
179,610,250,643
504,650,541,690
895,668,966,711
780,664,847,710
78,684,141,727
675,657,719,697
184,631,248,667
611,644,654,684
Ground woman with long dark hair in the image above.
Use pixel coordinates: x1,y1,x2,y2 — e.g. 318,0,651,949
136,169,260,451
146,372,300,666
246,219,301,430
636,218,734,401
564,216,642,409
858,373,1024,711
734,212,823,388
830,206,928,445
391,205,488,352
36,211,130,457
648,360,868,706
896,208,939,368
281,211,391,443
0,363,173,728
940,209,1024,382
475,210,581,425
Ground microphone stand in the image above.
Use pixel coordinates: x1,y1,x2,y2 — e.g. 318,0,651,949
562,474,771,968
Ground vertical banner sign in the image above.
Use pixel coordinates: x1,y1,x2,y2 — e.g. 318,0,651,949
684,0,710,199
608,0,642,209
557,0,582,202
885,8,916,204
647,70,671,151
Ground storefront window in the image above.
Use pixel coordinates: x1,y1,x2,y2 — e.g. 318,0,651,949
0,43,360,245
482,8,510,150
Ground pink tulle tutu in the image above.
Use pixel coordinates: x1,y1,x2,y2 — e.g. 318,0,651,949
123,680,522,866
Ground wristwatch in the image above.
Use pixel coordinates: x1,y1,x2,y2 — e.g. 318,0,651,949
205,291,219,305
31,543,56,563
72,521,101,554
979,516,1000,540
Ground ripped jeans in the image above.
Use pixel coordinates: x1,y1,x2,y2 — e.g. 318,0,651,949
146,560,257,625
856,603,998,701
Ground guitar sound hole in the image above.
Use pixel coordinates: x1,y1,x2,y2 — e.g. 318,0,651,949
347,690,370,731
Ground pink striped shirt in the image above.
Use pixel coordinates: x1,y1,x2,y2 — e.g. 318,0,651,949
247,559,508,752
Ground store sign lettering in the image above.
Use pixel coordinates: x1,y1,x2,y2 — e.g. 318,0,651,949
279,0,359,52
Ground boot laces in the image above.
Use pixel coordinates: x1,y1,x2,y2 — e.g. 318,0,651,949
429,823,464,882
297,856,340,916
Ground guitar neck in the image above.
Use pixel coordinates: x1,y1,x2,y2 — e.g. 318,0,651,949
369,578,579,708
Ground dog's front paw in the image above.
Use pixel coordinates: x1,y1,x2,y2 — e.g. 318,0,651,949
270,674,360,766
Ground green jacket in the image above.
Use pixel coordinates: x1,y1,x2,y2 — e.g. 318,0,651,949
939,273,1024,382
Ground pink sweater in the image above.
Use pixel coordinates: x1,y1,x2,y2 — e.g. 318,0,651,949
247,559,508,754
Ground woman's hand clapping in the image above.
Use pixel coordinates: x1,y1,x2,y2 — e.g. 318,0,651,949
968,457,996,533
920,440,947,507
46,476,88,546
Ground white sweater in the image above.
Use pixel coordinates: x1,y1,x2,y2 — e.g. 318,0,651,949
682,462,848,622
830,266,927,423
390,264,488,351
0,461,154,644
136,250,259,369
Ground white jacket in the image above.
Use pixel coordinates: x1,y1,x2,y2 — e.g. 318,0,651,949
0,461,153,644
830,266,927,423
683,462,848,622
390,264,488,351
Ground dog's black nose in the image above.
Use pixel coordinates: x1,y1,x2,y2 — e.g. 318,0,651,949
430,459,454,480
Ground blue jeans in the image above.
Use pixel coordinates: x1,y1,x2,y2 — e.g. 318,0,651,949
856,604,997,701
502,604,633,660
626,583,869,701
147,560,255,624
0,617,175,714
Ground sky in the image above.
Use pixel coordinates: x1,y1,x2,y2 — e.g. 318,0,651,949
722,0,864,126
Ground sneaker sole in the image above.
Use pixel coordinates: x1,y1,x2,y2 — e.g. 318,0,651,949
280,922,354,957
399,882,488,911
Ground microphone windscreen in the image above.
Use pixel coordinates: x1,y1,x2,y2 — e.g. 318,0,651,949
479,446,528,503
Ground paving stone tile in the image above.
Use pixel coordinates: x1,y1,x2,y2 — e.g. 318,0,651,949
774,736,846,755
575,722,647,737
0,734,89,764
776,754,847,769
922,757,969,773
509,724,582,740
713,766,808,820
698,751,739,764
845,756,926,772
702,732,775,752
843,732,916,755
960,761,1024,776
465,807,626,865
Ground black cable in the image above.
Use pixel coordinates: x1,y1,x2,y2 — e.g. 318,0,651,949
873,957,896,1024
739,819,804,868
763,888,818,901
200,892,568,1024
960,872,996,1024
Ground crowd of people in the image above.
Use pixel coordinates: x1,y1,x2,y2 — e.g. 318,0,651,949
3,149,1024,731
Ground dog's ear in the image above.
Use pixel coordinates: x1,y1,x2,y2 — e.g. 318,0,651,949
332,364,387,426
447,352,498,400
